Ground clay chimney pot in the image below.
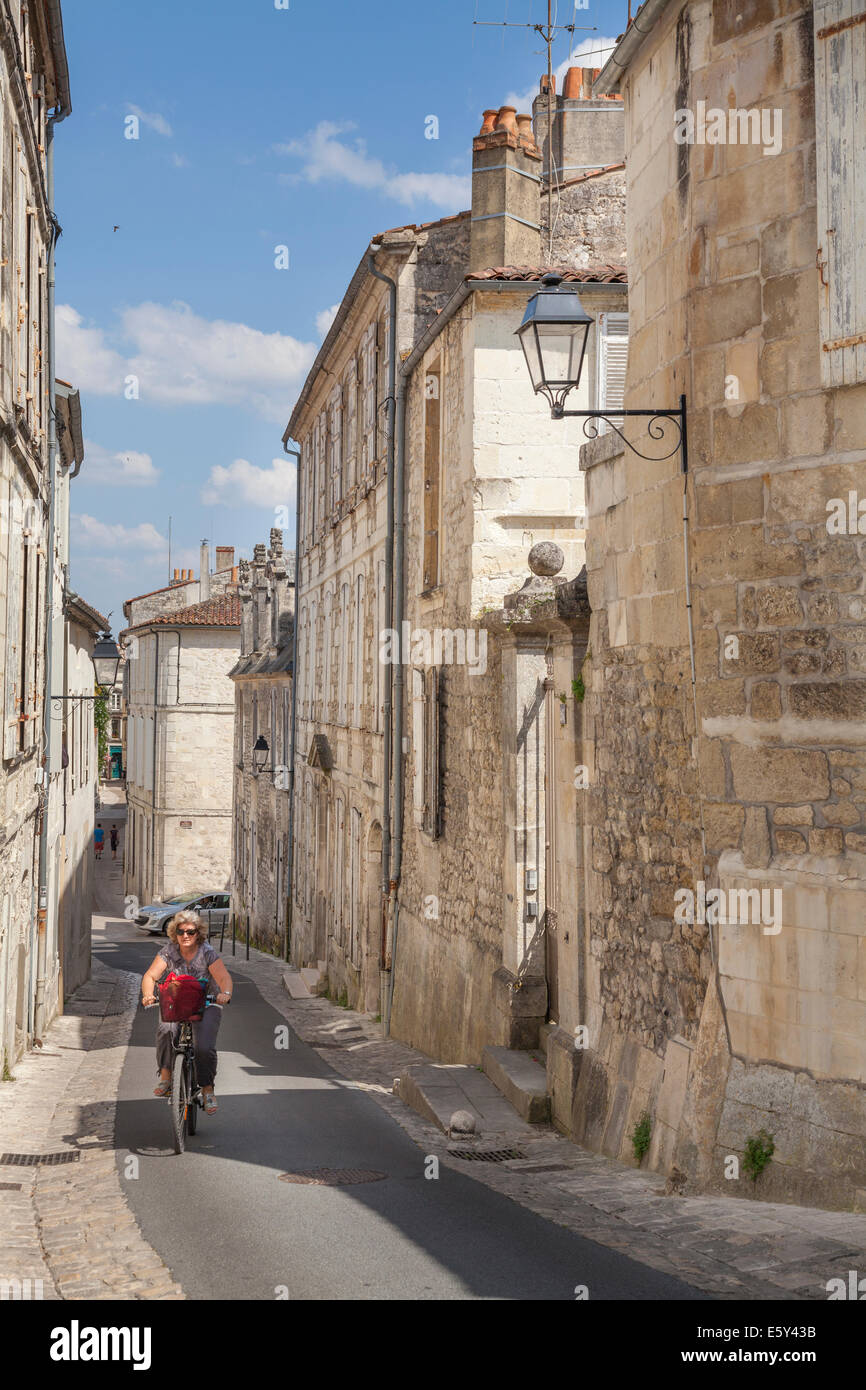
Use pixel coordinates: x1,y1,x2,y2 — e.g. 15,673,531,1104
516,113,535,146
495,105,518,136
563,67,584,99
479,108,497,136
540,73,556,96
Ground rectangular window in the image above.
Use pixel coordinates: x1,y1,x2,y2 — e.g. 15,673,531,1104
411,666,442,838
349,807,361,965
814,0,866,384
353,574,365,727
328,387,343,514
422,358,441,591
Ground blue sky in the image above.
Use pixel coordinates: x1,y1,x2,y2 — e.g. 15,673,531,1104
57,0,622,629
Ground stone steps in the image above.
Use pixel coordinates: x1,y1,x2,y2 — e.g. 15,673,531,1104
482,1045,551,1123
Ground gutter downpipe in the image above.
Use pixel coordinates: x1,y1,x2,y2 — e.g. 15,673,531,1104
282,440,301,962
366,254,398,984
34,95,70,1043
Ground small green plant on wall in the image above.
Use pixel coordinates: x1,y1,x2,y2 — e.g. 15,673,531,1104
743,1129,775,1182
631,1111,651,1164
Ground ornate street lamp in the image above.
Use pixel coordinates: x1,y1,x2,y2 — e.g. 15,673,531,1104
92,632,122,691
516,272,688,469
51,630,122,715
253,734,271,775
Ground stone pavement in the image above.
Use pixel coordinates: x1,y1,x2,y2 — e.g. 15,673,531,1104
0,959,183,1301
0,808,182,1302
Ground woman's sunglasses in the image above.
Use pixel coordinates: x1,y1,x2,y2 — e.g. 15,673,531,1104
176,928,197,937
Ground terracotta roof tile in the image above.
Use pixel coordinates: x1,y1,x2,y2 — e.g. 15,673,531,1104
466,263,628,284
371,210,470,241
123,594,241,635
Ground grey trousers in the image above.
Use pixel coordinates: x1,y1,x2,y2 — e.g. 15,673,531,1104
156,1005,222,1087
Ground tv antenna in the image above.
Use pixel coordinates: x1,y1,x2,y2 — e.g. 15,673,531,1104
473,3,598,258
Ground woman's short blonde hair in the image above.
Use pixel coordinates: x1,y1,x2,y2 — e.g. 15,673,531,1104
166,910,207,945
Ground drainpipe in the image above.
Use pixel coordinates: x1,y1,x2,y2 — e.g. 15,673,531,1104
33,96,71,1043
366,254,397,964
384,368,407,1037
282,440,301,962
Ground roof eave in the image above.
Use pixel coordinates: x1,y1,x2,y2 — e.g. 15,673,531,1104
594,0,677,95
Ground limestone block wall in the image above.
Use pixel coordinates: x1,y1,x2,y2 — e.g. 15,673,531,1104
572,0,866,1206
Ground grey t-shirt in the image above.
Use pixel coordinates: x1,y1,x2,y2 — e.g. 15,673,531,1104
158,941,220,1000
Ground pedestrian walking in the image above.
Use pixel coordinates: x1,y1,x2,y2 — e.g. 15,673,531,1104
94,823,104,859
110,824,119,859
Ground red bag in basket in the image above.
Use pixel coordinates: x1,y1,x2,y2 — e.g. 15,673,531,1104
158,972,206,1023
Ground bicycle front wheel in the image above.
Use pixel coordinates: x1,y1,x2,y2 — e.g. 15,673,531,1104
170,1051,190,1154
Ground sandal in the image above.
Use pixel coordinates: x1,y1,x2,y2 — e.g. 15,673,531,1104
153,1078,171,1097
203,1093,217,1114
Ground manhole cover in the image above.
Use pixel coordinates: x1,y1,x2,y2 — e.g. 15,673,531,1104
0,1182,22,1190
447,1148,527,1163
278,1168,386,1186
0,1152,80,1166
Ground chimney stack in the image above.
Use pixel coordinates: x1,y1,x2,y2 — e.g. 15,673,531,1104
200,540,211,601
533,67,624,186
215,546,234,571
470,102,542,271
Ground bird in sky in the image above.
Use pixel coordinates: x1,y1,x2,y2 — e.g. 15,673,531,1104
113,225,120,232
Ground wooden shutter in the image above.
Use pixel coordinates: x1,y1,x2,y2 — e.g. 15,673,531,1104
596,313,629,426
4,501,23,758
423,361,441,590
424,667,442,839
814,0,866,384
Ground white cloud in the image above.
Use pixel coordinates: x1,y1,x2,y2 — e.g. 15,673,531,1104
56,305,126,395
171,153,189,168
73,514,167,552
276,121,470,210
505,38,621,113
201,457,297,511
80,442,159,487
316,303,340,337
127,104,172,137
56,301,317,424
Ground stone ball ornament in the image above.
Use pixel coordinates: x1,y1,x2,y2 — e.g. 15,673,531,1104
449,1109,477,1138
528,541,565,577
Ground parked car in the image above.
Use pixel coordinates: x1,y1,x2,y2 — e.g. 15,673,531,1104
134,891,231,938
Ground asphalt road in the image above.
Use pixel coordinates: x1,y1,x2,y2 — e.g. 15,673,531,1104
96,928,707,1302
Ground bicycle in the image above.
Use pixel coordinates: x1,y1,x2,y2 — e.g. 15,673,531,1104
143,996,211,1154
167,1015,204,1153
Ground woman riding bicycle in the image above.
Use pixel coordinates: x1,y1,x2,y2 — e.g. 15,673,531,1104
141,909,233,1114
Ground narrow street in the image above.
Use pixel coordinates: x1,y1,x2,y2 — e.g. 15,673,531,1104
92,854,703,1301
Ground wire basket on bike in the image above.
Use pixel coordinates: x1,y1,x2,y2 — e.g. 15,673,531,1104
158,972,207,1023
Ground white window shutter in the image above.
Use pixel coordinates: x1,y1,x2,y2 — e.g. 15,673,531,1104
4,508,23,758
596,312,629,429
814,0,866,384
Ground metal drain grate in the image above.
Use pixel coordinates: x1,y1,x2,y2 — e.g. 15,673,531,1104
0,1151,81,1167
0,1182,22,1191
447,1148,527,1163
278,1167,386,1186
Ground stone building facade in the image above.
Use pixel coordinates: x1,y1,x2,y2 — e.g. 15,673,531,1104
230,532,294,954
122,569,240,907
284,212,470,1012
58,593,107,999
284,72,630,1036
551,0,866,1209
0,2,72,1066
